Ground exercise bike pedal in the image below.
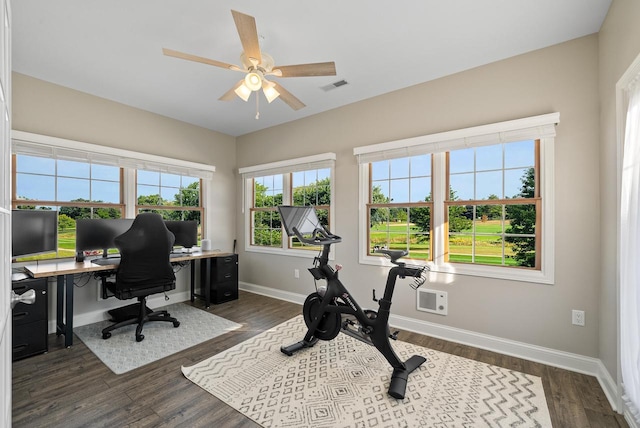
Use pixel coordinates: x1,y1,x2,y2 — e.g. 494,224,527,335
389,330,399,340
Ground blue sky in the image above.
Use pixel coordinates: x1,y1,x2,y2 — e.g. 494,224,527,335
16,155,199,206
372,140,535,202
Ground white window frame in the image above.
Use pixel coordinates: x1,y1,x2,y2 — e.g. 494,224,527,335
240,153,336,258
354,114,558,284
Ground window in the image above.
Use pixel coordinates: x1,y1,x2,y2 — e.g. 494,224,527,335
446,140,539,268
11,131,215,260
291,168,331,250
137,170,203,242
251,174,283,248
13,154,124,259
241,153,335,256
355,114,557,283
368,155,432,260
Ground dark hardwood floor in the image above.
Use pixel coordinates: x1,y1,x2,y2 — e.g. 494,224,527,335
12,290,627,427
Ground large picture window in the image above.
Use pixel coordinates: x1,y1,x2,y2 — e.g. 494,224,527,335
355,114,557,283
11,132,214,260
241,153,335,256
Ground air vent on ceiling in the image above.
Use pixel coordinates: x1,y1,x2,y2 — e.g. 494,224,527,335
321,79,349,91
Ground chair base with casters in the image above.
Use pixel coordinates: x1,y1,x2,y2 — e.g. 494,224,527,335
101,295,180,342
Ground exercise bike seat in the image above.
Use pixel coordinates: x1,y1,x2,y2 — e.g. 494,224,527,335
374,249,408,263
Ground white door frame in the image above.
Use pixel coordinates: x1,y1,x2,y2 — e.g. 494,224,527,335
1,0,11,425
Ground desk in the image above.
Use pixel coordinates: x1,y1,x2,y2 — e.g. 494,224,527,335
23,250,234,348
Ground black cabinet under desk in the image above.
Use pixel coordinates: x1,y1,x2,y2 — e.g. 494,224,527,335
12,277,49,361
196,254,238,307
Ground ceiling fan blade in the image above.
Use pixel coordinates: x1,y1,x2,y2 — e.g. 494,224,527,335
219,80,245,101
273,62,336,77
231,10,262,65
163,48,240,70
272,82,305,110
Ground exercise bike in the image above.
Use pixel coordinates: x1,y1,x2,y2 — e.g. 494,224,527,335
278,205,428,399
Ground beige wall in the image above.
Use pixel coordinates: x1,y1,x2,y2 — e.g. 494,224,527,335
597,0,640,383
12,72,237,318
237,35,602,357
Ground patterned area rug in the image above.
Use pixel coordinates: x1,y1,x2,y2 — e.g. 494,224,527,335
182,316,553,428
75,303,241,374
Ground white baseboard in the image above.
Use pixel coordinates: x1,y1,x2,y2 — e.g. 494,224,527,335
240,281,307,305
239,280,621,413
48,291,191,333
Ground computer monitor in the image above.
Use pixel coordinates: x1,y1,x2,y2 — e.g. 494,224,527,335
75,218,134,259
164,220,198,249
11,209,58,259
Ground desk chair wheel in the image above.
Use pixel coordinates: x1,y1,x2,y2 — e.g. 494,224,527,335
102,332,112,339
173,321,180,328
136,334,144,342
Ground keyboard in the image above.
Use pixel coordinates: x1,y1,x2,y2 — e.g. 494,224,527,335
91,257,121,266
91,254,186,265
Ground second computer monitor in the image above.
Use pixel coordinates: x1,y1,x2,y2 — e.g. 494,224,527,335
164,220,198,249
75,218,134,258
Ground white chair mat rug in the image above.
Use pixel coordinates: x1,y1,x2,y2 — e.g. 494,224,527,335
75,302,241,375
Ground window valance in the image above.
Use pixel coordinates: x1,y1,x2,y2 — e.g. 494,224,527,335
12,131,216,180
353,113,559,164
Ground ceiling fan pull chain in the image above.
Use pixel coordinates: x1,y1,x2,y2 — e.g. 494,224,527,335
255,92,260,120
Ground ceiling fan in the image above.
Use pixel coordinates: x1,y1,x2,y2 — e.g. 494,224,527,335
163,10,337,114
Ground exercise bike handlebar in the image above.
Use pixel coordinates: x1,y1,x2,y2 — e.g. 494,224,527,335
374,248,429,289
292,225,342,246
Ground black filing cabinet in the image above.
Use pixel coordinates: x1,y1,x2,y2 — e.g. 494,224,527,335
200,254,238,305
12,277,48,361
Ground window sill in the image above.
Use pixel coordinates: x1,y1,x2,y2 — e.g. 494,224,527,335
246,245,334,260
358,255,553,284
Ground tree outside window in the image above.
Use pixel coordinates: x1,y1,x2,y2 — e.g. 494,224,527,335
136,172,203,241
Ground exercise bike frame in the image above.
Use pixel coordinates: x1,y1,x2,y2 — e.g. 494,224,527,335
280,224,427,399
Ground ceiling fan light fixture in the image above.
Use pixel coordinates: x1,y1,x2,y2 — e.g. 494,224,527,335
262,81,280,103
234,82,252,101
244,71,263,91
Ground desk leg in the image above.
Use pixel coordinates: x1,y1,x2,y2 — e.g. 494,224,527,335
56,274,74,348
64,273,74,348
56,275,64,337
204,258,211,309
190,259,195,302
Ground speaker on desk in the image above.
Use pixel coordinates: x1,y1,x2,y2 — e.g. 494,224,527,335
201,239,211,251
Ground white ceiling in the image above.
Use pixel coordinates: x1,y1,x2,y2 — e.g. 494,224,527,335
13,1,611,137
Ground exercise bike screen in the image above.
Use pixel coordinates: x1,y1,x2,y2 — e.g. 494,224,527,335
278,206,322,237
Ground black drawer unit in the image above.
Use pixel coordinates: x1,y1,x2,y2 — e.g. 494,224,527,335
198,254,238,306
12,277,48,361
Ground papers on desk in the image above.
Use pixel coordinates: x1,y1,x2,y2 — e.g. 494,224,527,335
11,271,29,281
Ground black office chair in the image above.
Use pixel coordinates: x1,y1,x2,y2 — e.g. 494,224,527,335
101,213,180,342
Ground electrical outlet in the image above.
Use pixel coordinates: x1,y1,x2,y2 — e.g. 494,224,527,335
294,269,300,279
572,310,585,326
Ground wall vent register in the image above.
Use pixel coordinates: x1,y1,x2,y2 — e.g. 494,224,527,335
417,288,448,316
